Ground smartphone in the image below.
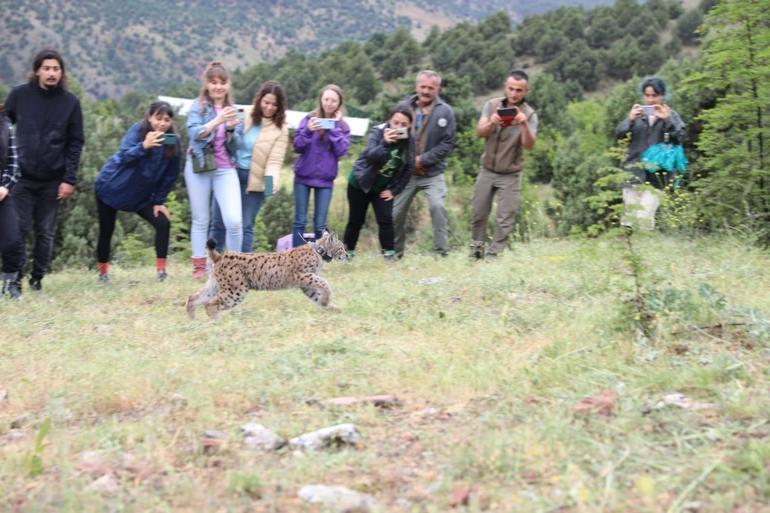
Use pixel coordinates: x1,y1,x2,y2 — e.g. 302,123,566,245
497,106,519,126
393,127,409,140
163,133,177,145
642,105,656,116
236,108,246,121
317,118,336,130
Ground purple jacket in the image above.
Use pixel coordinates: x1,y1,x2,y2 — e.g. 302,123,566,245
293,114,351,188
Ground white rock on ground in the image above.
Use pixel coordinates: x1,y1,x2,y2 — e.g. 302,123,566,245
298,484,376,512
241,423,285,451
289,423,360,451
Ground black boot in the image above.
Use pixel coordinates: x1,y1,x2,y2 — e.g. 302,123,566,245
29,276,42,291
2,272,22,300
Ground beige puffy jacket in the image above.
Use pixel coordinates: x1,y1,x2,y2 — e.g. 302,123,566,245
241,114,289,193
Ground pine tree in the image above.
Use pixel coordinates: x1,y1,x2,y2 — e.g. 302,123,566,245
685,0,770,237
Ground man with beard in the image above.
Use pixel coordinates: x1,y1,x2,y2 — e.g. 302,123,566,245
2,49,84,294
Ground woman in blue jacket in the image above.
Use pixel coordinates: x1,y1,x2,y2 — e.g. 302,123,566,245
94,101,181,282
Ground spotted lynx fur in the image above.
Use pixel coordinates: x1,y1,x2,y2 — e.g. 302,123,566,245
186,230,348,319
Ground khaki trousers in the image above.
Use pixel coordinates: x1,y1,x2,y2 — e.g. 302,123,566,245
470,167,522,255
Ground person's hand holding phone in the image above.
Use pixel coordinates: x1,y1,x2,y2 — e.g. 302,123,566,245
629,104,645,120
383,128,398,144
489,111,503,127
308,117,322,131
653,104,670,120
143,130,165,150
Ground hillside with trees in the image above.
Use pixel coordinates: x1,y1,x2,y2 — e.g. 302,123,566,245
0,0,612,98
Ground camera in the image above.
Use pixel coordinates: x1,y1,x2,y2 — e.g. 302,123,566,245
317,118,336,130
163,133,177,145
393,127,409,140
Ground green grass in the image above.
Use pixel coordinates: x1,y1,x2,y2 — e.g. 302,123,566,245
1,234,769,512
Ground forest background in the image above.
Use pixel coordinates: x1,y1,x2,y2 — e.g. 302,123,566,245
0,0,768,268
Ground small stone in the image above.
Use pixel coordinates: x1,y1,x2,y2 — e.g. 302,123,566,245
10,413,31,429
241,423,285,451
86,474,119,494
322,395,400,408
450,486,471,507
298,484,376,512
1,429,25,444
169,393,188,408
683,501,703,512
201,430,227,452
393,498,412,509
289,423,361,451
79,451,109,475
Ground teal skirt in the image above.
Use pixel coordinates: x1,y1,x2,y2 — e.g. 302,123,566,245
641,143,688,173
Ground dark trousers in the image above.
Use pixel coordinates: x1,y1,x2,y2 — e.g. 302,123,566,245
343,185,394,252
0,195,23,273
8,179,60,279
96,196,170,263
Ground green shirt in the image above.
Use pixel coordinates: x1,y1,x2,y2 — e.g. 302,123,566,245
348,146,404,193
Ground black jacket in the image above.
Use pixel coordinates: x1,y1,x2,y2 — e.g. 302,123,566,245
5,82,85,184
351,123,414,195
406,94,456,177
615,109,686,166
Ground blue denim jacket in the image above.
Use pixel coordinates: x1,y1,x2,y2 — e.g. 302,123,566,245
186,100,234,167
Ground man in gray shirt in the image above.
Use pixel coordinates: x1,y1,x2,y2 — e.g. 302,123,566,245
393,70,456,258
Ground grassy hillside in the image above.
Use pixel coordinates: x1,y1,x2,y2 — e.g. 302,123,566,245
0,0,610,98
1,234,768,511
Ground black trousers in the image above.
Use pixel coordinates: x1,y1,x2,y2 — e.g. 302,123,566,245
343,185,394,252
96,196,170,263
0,195,23,273
4,179,60,279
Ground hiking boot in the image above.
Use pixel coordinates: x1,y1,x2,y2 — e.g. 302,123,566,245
157,270,168,282
469,241,485,260
383,250,397,261
28,276,42,291
2,272,22,300
98,273,111,284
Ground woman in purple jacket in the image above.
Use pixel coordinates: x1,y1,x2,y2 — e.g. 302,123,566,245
291,84,351,247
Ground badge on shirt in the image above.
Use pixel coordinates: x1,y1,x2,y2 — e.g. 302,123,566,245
438,118,448,128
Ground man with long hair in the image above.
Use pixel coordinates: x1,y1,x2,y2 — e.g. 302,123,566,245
1,49,84,294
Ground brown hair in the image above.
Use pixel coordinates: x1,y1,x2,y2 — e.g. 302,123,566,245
312,84,344,119
251,81,286,129
197,61,232,114
28,48,68,90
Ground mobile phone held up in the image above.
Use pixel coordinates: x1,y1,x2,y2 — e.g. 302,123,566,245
163,133,177,145
393,127,409,140
497,106,518,127
317,118,336,130
641,105,656,117
236,108,246,121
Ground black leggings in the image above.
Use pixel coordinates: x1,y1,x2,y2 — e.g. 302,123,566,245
96,196,170,263
0,196,23,273
343,184,394,251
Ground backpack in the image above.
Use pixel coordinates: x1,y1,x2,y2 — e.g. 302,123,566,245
0,112,9,173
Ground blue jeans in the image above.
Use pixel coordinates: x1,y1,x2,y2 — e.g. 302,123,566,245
184,160,243,258
292,183,333,247
211,167,265,252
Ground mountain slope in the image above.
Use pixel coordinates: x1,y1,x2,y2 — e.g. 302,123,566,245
0,0,610,98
